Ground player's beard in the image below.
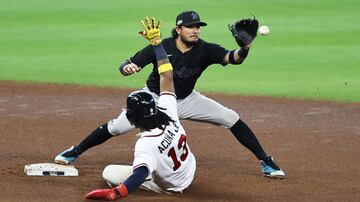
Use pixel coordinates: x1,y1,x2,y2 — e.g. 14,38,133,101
179,35,198,47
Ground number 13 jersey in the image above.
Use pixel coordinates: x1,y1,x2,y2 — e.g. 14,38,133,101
132,92,196,192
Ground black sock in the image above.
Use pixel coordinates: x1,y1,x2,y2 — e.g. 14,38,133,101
230,119,267,160
75,123,113,154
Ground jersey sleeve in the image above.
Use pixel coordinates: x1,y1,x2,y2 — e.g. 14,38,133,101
129,44,156,69
123,166,148,194
157,92,178,121
206,42,229,66
133,140,156,178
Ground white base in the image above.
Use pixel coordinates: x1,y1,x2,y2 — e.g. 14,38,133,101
24,163,78,176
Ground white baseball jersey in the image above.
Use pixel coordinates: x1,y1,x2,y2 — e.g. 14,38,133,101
132,92,196,192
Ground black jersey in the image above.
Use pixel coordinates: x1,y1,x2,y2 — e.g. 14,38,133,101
129,37,228,99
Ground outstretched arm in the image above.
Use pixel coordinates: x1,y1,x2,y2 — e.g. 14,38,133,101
139,16,174,93
224,17,258,65
154,46,174,93
223,43,251,65
85,166,149,200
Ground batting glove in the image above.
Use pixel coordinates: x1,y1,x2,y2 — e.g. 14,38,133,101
139,16,162,46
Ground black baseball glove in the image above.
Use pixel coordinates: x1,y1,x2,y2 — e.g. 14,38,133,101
228,17,259,47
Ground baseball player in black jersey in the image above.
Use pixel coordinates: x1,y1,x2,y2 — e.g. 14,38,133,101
55,11,285,178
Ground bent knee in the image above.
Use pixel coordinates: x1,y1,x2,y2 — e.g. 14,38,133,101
107,114,135,136
102,165,117,183
102,165,133,186
220,109,239,128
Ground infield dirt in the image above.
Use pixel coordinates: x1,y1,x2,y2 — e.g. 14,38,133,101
1,81,359,201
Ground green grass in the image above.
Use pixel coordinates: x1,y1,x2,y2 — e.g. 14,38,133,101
1,0,359,102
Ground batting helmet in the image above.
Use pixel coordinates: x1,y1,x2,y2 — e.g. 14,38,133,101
126,91,158,125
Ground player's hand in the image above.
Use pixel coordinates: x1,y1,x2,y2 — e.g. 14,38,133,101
139,16,161,46
123,63,141,75
228,17,258,47
85,188,119,201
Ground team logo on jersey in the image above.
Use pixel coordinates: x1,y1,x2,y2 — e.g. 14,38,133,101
174,66,202,78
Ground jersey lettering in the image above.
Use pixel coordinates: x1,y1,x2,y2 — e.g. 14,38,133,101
174,66,202,78
157,129,177,154
167,134,189,171
172,122,179,132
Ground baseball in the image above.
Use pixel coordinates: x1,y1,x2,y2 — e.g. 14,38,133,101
258,25,270,36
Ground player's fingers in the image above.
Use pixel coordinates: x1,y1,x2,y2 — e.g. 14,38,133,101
151,17,156,28
123,65,132,74
134,66,141,72
157,20,161,29
141,20,148,32
130,63,138,68
125,64,140,75
145,17,151,29
131,64,141,74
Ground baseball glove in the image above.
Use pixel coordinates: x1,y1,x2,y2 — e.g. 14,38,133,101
228,17,259,47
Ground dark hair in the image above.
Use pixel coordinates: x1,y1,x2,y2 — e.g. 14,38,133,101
130,110,175,131
171,28,178,38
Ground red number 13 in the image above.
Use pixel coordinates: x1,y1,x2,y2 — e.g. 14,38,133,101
167,134,189,171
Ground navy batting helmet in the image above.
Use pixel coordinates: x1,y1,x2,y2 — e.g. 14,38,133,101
126,91,158,124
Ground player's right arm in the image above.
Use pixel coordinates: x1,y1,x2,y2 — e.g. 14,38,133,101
139,17,174,94
119,61,142,75
119,44,155,76
222,44,251,65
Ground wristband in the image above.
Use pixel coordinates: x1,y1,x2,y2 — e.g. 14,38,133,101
158,63,173,74
119,61,130,75
115,184,128,198
228,50,236,64
238,47,249,59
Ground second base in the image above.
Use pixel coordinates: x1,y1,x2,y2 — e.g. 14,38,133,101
24,163,78,176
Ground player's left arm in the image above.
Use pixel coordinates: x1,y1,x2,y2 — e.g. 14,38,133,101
138,16,174,93
224,17,259,65
223,44,251,65
85,166,149,200
205,41,251,66
139,16,178,121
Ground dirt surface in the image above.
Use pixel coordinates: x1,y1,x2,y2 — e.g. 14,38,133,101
1,81,359,202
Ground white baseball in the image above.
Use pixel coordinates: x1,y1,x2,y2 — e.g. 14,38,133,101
258,25,270,36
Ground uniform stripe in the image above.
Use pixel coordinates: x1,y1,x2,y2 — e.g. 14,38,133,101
160,91,176,98
133,163,148,170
